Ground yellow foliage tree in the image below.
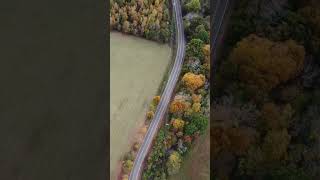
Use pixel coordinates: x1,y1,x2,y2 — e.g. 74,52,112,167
203,44,210,63
166,151,182,175
192,103,201,112
182,72,205,92
153,95,161,106
171,118,185,130
261,103,294,130
146,111,154,120
230,34,305,94
262,129,291,161
122,160,133,174
192,94,202,103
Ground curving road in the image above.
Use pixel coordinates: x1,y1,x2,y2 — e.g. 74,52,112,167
128,0,185,179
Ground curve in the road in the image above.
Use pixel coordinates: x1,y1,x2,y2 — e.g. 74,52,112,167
128,0,185,179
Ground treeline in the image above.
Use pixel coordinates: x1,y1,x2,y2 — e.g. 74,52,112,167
212,0,320,179
140,0,210,179
110,0,171,43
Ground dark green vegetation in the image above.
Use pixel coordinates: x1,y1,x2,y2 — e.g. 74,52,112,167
212,0,320,179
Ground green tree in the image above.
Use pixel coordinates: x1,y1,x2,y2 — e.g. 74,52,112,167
184,16,209,40
186,38,205,61
186,0,201,13
184,123,198,136
193,24,209,43
188,113,208,134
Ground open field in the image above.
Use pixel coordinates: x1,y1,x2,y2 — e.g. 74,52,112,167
170,129,210,180
110,32,171,178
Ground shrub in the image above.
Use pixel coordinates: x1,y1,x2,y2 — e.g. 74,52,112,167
122,160,133,174
166,151,182,175
146,111,155,120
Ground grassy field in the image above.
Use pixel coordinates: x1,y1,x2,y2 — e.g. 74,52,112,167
170,129,210,180
110,32,171,179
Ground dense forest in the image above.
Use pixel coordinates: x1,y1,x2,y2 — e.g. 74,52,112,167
110,0,171,42
212,0,320,179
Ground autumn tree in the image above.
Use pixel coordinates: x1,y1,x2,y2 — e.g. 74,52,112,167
122,20,130,33
211,127,255,157
153,95,161,106
166,151,182,175
192,102,201,112
230,34,305,95
182,72,205,92
171,118,185,130
110,0,171,42
122,159,133,174
169,99,188,114
261,103,294,130
262,129,291,161
226,127,256,156
192,94,202,103
146,111,154,120
203,44,210,63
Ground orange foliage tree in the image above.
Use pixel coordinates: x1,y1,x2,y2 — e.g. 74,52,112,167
192,94,202,103
182,72,205,92
169,99,188,114
230,34,305,95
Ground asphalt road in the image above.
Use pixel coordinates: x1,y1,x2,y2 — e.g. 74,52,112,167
128,0,185,179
